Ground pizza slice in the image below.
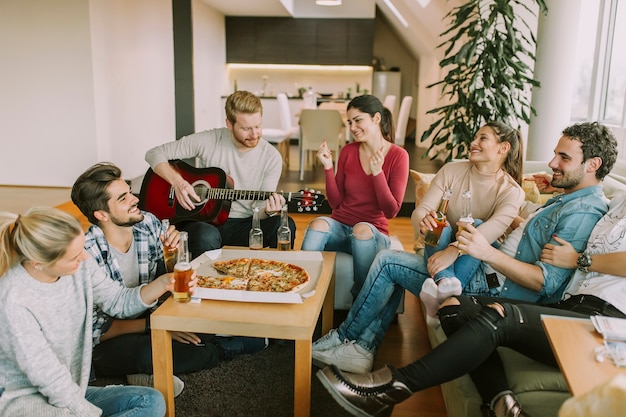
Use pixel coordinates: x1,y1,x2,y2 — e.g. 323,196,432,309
212,258,251,278
197,275,249,290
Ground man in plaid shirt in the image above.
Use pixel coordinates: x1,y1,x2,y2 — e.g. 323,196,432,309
71,163,266,396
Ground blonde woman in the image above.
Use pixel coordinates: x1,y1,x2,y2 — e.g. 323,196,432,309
0,207,187,416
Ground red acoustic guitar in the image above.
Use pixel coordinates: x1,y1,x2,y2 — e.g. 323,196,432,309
139,160,325,225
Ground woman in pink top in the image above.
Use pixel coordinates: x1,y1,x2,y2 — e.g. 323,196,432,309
301,95,409,297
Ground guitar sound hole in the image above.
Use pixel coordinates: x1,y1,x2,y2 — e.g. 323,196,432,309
192,180,211,206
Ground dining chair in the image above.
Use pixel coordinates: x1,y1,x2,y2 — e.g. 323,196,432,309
298,109,344,181
395,96,413,147
262,93,298,172
382,95,397,121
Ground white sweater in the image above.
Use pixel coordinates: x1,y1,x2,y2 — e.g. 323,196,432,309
0,258,154,417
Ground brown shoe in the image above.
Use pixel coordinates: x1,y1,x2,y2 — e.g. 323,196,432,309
491,391,531,417
316,365,412,417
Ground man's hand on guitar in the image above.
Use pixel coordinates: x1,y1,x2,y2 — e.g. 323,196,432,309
264,193,286,217
174,179,201,211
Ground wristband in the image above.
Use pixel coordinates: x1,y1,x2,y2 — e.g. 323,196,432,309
265,210,279,217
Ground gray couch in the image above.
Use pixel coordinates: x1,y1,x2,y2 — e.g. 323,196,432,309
425,161,626,417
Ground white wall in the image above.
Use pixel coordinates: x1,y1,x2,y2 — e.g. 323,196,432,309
0,0,97,187
192,0,228,131
90,0,176,180
0,0,177,186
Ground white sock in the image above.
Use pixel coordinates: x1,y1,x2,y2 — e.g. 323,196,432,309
419,278,441,318
436,277,463,302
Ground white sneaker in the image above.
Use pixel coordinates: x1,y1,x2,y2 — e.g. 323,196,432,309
312,340,374,374
313,329,343,351
126,373,185,398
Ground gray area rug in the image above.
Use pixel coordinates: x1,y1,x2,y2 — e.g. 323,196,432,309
91,340,352,417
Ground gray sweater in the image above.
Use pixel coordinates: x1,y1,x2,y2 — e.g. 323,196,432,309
0,258,154,417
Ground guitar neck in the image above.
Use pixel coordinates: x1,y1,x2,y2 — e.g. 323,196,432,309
205,189,289,202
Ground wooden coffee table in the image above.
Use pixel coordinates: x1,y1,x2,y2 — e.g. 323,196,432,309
150,251,336,417
542,315,626,396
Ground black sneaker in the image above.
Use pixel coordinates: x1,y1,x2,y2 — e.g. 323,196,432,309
216,336,268,360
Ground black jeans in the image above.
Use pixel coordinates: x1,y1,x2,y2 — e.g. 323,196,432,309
178,216,296,259
92,333,221,377
392,294,625,403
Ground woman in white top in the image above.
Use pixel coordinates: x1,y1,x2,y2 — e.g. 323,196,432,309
0,207,188,417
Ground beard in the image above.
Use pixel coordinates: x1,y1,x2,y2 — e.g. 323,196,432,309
551,165,585,189
110,210,144,227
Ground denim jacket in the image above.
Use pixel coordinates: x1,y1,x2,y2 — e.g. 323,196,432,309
84,211,165,345
499,185,608,303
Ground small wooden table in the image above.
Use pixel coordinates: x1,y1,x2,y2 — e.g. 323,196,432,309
542,315,626,396
150,251,336,417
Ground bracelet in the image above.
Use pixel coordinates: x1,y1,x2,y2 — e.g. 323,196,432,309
265,210,279,217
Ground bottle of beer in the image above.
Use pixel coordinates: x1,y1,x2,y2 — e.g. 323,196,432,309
249,207,263,250
424,188,452,247
161,219,178,273
277,205,291,251
457,190,474,254
173,231,192,303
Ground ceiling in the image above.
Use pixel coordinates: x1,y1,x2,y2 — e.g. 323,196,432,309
199,0,453,60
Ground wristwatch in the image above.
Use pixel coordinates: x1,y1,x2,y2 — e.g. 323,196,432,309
577,251,592,273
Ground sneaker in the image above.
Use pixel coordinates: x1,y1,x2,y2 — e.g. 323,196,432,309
316,365,412,417
216,336,268,361
126,373,185,398
312,340,374,374
312,329,342,352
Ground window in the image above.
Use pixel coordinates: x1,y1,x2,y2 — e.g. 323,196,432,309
571,0,626,166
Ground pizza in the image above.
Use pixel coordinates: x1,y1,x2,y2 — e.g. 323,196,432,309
196,275,249,290
197,258,309,293
212,258,251,277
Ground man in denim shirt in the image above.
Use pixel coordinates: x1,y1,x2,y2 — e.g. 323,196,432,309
71,163,266,396
312,122,618,374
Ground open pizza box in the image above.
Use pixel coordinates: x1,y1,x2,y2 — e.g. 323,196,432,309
191,249,324,304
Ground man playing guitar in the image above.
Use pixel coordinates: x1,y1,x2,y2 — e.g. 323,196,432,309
144,90,295,257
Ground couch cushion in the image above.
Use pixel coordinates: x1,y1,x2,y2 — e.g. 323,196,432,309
409,170,436,251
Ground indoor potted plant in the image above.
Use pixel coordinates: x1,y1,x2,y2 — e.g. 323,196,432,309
421,0,548,161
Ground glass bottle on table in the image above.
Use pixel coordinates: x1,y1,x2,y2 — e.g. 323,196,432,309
173,231,192,303
277,205,291,251
249,207,264,250
424,188,452,247
457,190,474,254
161,219,178,273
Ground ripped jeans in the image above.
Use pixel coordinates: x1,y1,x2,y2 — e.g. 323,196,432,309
391,295,614,403
301,217,390,297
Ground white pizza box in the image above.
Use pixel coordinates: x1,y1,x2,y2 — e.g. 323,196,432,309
190,249,324,304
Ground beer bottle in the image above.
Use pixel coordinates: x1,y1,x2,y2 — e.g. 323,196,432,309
173,231,192,303
424,188,452,247
277,205,291,251
161,219,178,273
249,207,263,250
457,190,474,254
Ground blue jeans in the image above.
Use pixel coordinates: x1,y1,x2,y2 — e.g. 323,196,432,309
86,385,165,417
337,248,497,353
424,220,483,286
301,217,390,297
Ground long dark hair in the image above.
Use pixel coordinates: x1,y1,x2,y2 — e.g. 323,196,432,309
347,95,395,143
484,121,524,184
